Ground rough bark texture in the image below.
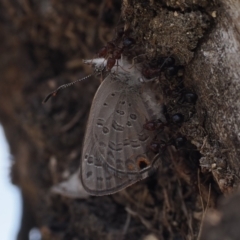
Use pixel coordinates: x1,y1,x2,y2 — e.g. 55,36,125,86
0,0,239,239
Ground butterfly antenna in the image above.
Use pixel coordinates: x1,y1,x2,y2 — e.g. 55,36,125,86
43,74,92,103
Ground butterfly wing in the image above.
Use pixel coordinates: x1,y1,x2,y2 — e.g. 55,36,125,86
81,75,164,195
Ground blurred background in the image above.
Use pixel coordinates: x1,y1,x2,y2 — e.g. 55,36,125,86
0,125,21,240
0,1,121,239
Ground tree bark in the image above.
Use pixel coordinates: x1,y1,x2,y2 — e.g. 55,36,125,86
0,0,239,239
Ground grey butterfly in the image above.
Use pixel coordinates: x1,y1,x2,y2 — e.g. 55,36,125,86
80,57,166,195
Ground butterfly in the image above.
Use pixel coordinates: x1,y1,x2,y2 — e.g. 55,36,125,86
80,56,166,195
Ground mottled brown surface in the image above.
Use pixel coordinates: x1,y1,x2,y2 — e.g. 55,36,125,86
1,0,240,239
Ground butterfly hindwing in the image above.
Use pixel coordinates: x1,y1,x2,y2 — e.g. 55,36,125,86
81,75,161,195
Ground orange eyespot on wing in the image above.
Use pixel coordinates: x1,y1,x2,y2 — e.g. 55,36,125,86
136,156,150,170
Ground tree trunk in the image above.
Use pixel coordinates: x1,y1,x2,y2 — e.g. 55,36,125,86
0,0,239,239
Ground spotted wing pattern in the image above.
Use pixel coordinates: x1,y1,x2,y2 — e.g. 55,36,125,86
80,75,161,195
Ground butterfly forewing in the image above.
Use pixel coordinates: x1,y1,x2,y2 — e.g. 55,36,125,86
81,75,161,195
